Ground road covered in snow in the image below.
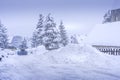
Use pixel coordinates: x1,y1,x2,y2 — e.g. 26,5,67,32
1,44,120,80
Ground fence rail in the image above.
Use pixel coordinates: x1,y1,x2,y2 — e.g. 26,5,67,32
92,45,120,55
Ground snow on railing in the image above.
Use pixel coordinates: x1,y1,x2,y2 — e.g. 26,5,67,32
93,45,120,55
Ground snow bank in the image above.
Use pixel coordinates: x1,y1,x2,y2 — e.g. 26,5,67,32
24,44,119,68
27,45,47,55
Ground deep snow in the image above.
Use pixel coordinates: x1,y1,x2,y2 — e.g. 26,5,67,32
1,44,120,80
86,22,120,46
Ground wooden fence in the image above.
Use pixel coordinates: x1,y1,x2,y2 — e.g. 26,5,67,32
92,45,120,55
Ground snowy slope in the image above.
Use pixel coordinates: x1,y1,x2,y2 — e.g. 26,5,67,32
1,44,120,80
86,22,120,46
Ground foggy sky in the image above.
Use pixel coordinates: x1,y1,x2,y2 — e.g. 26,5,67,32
0,0,119,37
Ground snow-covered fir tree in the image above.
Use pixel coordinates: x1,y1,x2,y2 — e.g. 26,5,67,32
103,10,111,23
31,31,38,47
59,21,68,46
43,14,60,50
36,14,44,45
19,38,28,50
31,14,44,47
0,21,8,49
31,14,68,50
70,35,79,44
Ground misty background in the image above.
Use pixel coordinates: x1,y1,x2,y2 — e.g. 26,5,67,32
0,0,119,37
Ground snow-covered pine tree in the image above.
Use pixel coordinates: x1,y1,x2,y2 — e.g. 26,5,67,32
20,38,28,50
18,38,28,55
31,14,44,48
70,35,78,44
36,14,44,45
103,10,111,23
43,14,59,50
31,31,38,48
59,21,68,46
0,21,8,49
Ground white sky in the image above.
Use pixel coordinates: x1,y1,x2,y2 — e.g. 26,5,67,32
0,0,118,37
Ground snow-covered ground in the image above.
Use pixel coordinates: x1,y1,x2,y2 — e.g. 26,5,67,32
1,44,120,80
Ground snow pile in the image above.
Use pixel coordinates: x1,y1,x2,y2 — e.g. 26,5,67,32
27,45,47,55
17,44,116,68
38,44,110,67
0,49,16,58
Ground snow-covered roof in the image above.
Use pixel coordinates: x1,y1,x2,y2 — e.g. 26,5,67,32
86,22,120,46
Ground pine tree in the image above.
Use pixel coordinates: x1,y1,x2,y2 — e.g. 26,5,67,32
103,10,111,23
20,38,28,50
31,31,38,47
59,21,68,46
70,35,78,44
36,14,44,45
0,21,8,49
31,14,44,47
43,14,59,50
18,38,28,55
